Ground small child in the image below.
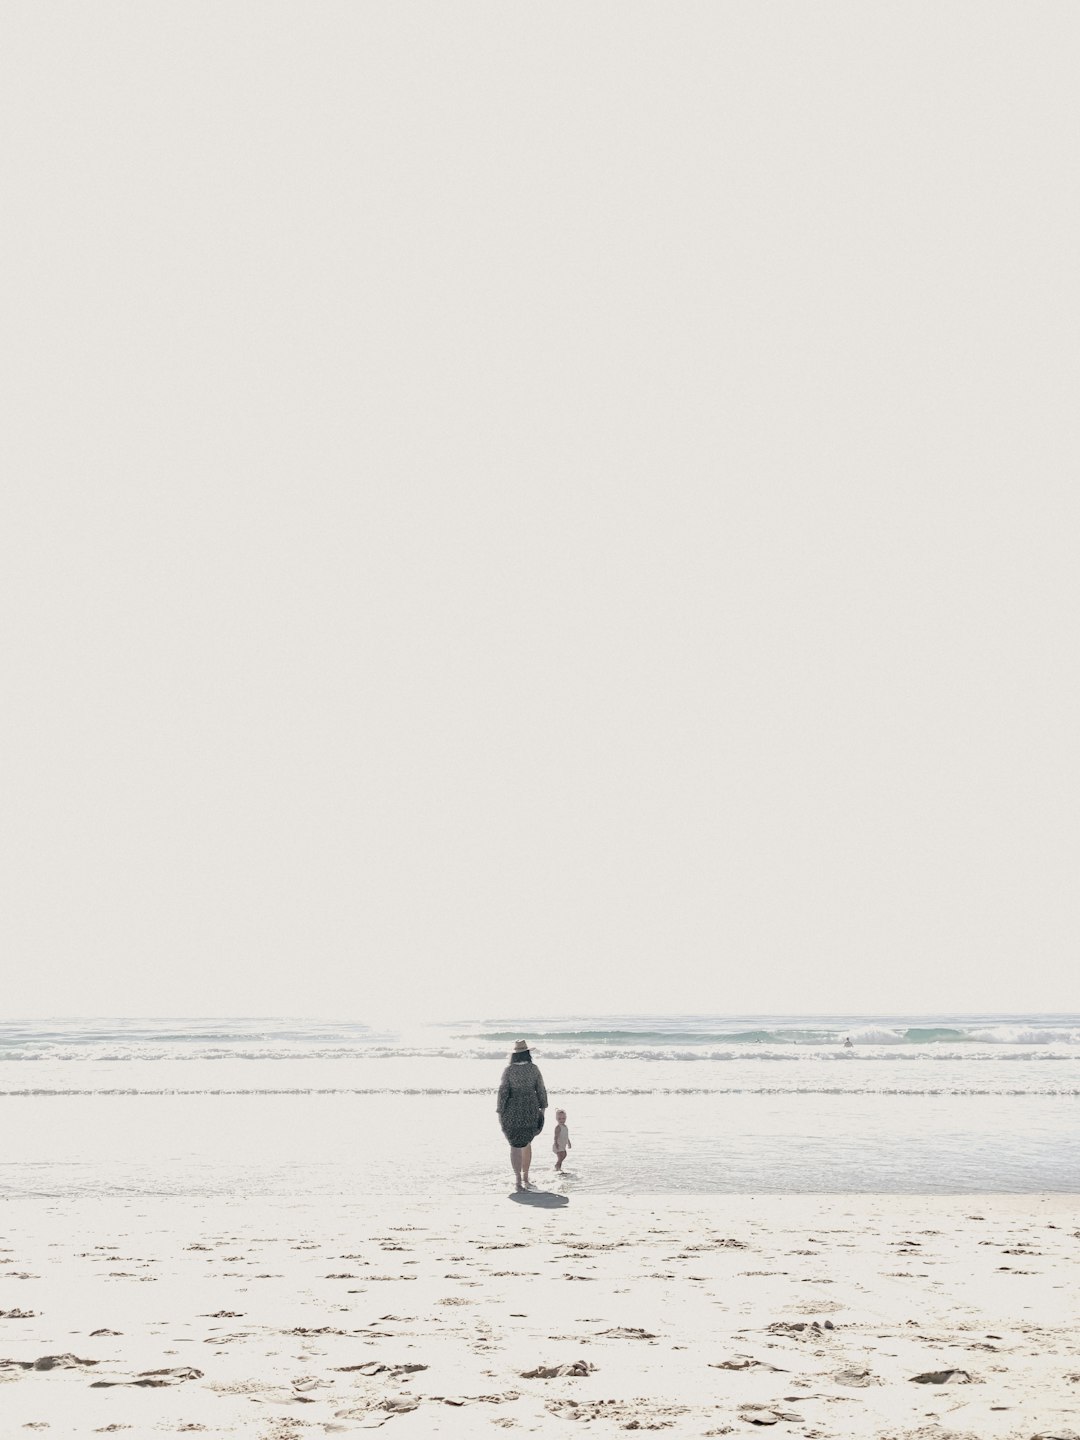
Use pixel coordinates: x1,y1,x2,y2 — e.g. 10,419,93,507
552,1109,571,1171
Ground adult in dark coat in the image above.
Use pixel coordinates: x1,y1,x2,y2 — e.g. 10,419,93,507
496,1039,548,1190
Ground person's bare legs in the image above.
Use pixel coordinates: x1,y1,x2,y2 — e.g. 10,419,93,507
510,1147,523,1190
521,1143,532,1187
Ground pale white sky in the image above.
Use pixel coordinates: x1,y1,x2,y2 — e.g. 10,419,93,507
2,3,1077,1022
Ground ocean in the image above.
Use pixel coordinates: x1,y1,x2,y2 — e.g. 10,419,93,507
2,1015,1078,1198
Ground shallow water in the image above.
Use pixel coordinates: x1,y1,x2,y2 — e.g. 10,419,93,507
2,1015,1078,1197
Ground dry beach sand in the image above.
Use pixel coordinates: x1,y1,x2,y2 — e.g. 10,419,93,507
1,1192,1077,1438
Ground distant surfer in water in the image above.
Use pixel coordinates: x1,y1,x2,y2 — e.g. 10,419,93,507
844,1036,854,1048
496,1040,548,1191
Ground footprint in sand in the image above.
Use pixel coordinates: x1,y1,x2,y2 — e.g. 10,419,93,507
91,1367,203,1388
521,1360,595,1377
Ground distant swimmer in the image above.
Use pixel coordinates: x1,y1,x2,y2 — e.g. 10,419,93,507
843,1036,854,1048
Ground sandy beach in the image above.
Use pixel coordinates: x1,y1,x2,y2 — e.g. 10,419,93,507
1,1192,1077,1438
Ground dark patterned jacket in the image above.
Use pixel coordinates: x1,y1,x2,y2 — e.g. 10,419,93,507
496,1061,548,1144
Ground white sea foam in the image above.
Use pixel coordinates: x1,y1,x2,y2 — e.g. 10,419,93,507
3,1084,1079,1098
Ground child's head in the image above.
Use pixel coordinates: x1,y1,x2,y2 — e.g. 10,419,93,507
556,1109,567,1123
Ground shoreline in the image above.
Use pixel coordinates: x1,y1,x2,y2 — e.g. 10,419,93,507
1,1193,1077,1435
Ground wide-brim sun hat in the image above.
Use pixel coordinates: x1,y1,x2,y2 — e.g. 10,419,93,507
513,1039,530,1052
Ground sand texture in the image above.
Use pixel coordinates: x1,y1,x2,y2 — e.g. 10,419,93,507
0,1192,1077,1437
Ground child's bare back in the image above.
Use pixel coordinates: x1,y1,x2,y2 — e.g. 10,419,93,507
552,1109,570,1171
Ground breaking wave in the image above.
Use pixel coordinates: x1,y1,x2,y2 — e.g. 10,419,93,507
1,1017,1078,1070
